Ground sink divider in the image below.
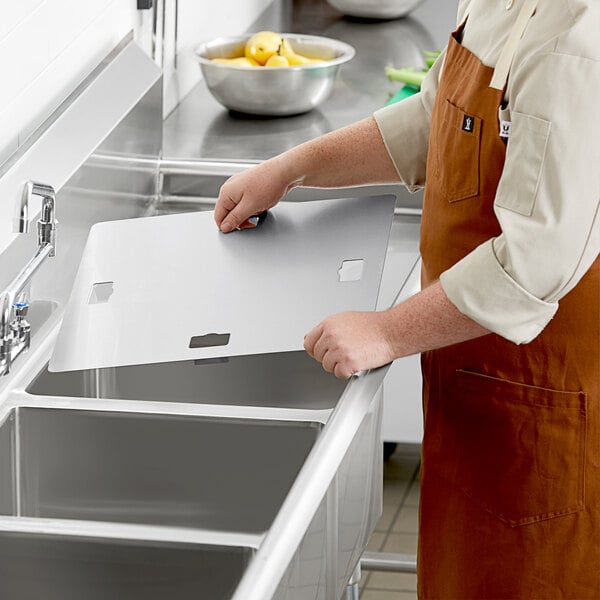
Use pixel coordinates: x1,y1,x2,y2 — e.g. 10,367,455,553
0,515,264,549
7,390,333,426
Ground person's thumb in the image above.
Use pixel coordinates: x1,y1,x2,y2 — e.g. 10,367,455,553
220,205,247,233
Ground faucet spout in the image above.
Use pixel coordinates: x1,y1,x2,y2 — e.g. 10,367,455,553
14,184,31,233
18,181,58,256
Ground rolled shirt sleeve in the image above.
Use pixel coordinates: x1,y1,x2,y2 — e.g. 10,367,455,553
372,51,444,192
373,0,469,190
441,50,600,344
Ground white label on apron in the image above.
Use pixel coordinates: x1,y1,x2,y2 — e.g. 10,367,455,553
500,120,512,138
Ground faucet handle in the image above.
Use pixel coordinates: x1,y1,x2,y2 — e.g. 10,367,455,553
11,299,31,347
13,300,29,318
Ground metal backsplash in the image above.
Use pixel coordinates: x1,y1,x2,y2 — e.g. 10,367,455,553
0,37,162,391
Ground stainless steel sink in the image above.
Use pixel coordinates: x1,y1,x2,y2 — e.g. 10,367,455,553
0,406,319,533
26,351,346,410
0,531,252,600
0,37,392,598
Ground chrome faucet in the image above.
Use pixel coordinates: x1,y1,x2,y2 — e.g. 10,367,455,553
1,181,57,376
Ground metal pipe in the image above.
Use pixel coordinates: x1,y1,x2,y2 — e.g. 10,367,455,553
173,0,179,69
0,293,12,374
160,0,166,70
151,0,158,62
3,244,53,306
85,153,422,215
159,157,259,176
360,551,417,573
14,187,29,233
343,582,359,600
85,154,257,177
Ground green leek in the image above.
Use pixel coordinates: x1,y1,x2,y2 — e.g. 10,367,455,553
385,50,442,91
385,66,427,88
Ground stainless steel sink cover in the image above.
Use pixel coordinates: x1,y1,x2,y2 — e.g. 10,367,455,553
49,195,395,371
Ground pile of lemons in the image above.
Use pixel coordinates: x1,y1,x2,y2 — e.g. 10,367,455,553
212,31,326,68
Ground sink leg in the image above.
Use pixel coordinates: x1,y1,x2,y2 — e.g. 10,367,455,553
343,564,361,600
343,582,359,600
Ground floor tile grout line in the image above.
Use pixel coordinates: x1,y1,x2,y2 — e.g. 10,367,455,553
380,457,421,549
361,452,421,595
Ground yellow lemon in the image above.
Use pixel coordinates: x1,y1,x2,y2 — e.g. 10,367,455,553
212,57,259,67
245,31,283,66
265,54,290,67
280,38,325,66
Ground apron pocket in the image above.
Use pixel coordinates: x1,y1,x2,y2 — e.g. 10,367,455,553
449,369,586,527
433,98,482,203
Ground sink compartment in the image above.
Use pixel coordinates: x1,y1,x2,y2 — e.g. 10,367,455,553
0,531,251,600
0,412,14,515
27,351,346,410
0,407,319,533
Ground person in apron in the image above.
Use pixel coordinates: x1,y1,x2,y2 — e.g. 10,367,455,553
214,1,600,596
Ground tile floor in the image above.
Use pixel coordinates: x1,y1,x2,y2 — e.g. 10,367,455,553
359,443,421,600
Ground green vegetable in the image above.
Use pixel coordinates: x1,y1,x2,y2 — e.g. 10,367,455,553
423,50,442,69
385,50,442,90
385,66,427,88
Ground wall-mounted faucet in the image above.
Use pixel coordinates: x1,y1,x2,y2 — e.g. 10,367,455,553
17,181,57,255
1,181,57,377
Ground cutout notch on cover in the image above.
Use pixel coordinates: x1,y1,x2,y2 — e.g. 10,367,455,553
88,282,114,304
189,333,231,348
338,259,365,282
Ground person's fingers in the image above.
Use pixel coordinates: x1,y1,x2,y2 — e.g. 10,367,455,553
214,190,239,229
311,333,330,362
321,349,337,374
303,323,324,357
334,362,353,379
219,199,254,233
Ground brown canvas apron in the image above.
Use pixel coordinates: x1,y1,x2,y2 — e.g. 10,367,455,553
418,2,600,598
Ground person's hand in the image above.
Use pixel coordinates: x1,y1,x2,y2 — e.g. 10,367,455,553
304,311,395,379
214,159,299,233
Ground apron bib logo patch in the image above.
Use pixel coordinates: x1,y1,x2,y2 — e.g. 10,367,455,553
499,120,512,138
462,114,475,132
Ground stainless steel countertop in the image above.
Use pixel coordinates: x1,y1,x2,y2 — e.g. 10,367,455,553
162,0,458,162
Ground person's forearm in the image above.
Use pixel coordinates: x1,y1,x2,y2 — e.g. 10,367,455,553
273,116,401,189
304,280,492,379
384,280,491,358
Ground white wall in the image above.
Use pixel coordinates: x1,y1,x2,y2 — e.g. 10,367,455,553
0,0,280,164
0,0,140,167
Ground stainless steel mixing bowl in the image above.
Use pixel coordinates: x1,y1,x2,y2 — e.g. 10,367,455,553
195,34,355,116
326,0,425,20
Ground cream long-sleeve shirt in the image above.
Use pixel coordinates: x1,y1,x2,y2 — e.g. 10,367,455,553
374,0,600,344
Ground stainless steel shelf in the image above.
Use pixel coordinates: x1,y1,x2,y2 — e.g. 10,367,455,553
162,0,458,163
